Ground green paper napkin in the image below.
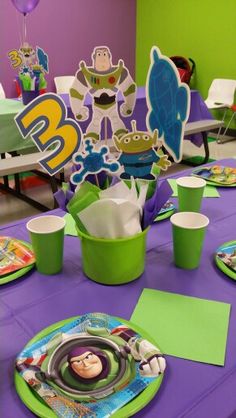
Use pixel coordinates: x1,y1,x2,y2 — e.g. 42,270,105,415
168,178,220,197
67,182,101,233
64,213,77,236
131,289,230,366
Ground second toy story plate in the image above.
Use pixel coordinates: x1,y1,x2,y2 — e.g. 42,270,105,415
192,166,236,188
215,240,236,280
154,201,175,222
0,237,35,285
154,209,175,222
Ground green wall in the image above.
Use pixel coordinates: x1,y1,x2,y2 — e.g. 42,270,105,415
136,0,236,126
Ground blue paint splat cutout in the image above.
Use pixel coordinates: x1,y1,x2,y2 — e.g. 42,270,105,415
146,47,190,162
71,139,120,185
36,46,49,73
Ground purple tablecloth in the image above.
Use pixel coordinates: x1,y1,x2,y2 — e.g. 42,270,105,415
1,158,236,418
61,87,212,147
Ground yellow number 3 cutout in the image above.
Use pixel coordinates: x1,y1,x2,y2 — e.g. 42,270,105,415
15,93,82,175
8,50,22,68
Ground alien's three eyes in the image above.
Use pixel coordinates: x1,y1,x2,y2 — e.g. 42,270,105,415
123,135,150,144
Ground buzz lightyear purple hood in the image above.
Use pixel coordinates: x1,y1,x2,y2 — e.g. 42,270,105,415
67,346,109,383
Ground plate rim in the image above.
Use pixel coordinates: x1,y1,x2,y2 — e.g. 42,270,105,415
215,240,236,280
0,238,34,285
203,180,236,188
154,208,175,222
191,173,236,187
15,315,164,418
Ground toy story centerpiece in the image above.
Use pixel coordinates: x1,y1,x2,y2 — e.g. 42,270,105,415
15,313,166,417
14,45,190,285
8,0,48,104
8,42,49,105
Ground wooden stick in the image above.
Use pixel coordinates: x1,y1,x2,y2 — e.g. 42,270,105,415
104,117,108,146
95,174,100,188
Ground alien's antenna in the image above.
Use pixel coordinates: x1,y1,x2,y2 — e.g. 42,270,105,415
131,120,137,132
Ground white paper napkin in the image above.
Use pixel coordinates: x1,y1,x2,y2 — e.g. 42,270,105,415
78,198,142,239
99,178,138,202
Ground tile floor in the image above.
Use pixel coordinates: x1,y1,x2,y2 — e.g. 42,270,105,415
0,138,235,226
183,135,236,161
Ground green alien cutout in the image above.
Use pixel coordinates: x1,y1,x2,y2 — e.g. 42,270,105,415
113,120,171,180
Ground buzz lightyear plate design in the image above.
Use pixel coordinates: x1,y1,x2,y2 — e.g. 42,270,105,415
215,241,236,280
154,201,175,222
15,314,165,418
155,209,175,222
192,166,236,187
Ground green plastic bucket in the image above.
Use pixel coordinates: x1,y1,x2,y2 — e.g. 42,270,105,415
77,228,149,285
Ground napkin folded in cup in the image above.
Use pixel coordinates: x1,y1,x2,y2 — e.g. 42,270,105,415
77,179,146,238
142,180,173,229
78,198,142,239
56,177,172,238
67,182,100,233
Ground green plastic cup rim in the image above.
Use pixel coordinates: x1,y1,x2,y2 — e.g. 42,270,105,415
76,226,150,243
170,212,209,230
27,215,66,234
176,176,206,189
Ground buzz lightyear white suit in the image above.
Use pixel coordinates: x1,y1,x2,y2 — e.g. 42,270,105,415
69,46,137,141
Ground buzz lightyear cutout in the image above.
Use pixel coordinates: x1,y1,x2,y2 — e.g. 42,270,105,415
113,120,171,180
19,42,36,67
69,46,137,142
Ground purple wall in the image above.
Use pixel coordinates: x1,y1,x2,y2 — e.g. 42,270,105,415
0,0,136,97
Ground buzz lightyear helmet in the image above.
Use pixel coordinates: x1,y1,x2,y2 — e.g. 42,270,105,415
40,333,135,401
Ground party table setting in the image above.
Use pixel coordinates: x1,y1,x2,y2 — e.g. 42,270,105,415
1,156,236,418
1,39,236,418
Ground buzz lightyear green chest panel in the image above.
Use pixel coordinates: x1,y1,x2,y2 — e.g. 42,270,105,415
81,64,123,91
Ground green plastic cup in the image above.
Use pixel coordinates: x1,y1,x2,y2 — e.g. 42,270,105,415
177,176,206,212
170,212,209,269
27,215,66,275
77,228,149,285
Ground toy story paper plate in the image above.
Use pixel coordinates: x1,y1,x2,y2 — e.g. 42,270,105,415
15,313,165,418
0,237,35,285
192,166,236,187
154,201,175,222
215,241,236,280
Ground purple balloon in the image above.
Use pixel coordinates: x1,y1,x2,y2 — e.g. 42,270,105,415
11,0,40,14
